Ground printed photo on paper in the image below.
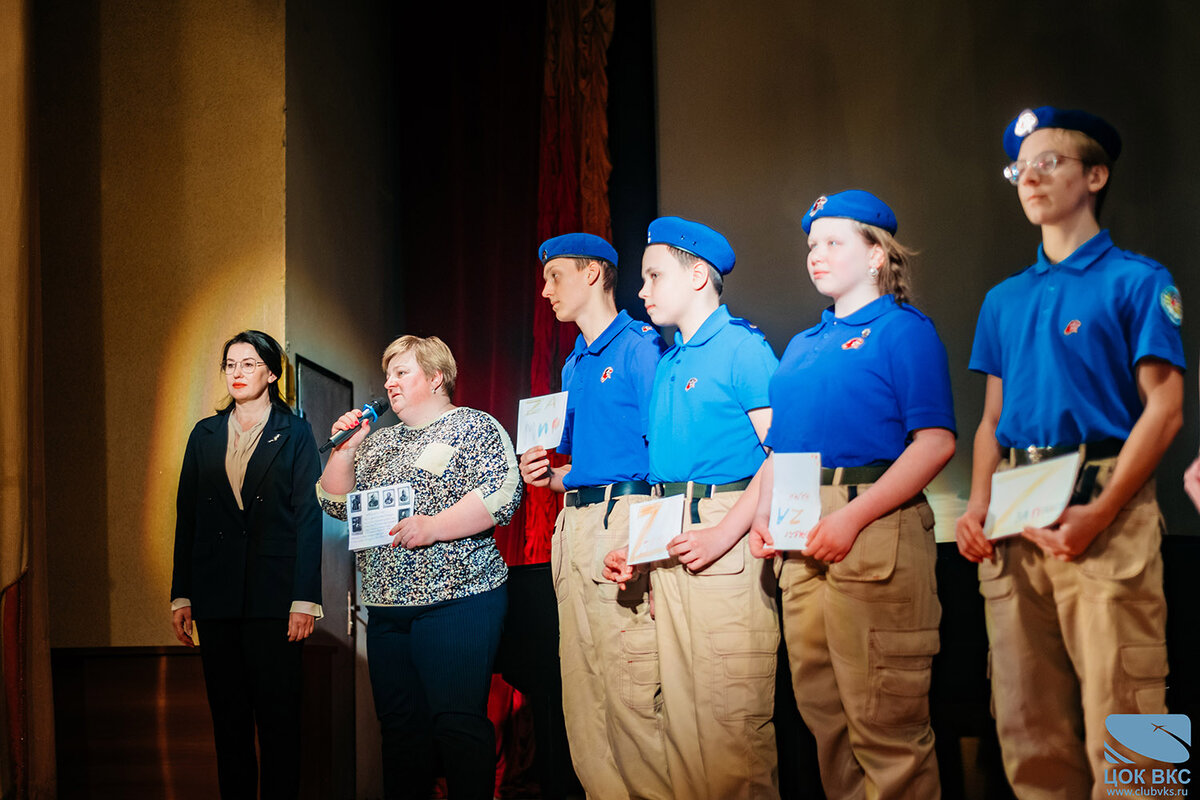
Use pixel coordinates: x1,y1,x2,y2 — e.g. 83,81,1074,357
348,481,415,551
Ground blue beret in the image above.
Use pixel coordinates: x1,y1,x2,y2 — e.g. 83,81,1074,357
646,216,736,275
1003,106,1122,161
538,233,618,267
802,190,897,235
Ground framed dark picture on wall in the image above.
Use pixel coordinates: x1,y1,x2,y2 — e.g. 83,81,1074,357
295,355,354,467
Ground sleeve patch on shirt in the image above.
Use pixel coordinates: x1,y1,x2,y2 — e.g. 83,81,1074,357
1160,285,1183,327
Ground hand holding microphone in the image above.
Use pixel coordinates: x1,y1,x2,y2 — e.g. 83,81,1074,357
321,398,389,453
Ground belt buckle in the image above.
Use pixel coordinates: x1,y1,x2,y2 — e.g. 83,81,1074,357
1026,445,1042,464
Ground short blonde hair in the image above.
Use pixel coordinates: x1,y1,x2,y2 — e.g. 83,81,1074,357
381,335,458,397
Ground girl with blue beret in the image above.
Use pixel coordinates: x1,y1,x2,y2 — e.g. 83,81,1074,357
695,190,956,798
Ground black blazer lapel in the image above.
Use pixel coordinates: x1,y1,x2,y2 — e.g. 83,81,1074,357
241,409,289,511
198,414,242,519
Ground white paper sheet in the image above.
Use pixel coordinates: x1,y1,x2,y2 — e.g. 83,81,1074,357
515,391,569,454
627,494,686,565
769,452,822,551
985,452,1082,540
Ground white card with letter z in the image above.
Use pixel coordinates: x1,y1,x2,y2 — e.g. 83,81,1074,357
515,391,569,454
769,452,822,551
985,452,1082,540
627,494,686,565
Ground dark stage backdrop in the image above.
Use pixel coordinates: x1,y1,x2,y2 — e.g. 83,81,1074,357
654,0,1200,538
394,4,547,563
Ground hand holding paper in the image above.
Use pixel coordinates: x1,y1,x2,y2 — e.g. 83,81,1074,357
628,494,685,565
515,392,569,454
984,453,1081,540
769,453,822,551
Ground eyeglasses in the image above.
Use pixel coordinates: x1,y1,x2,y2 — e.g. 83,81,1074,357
223,359,266,375
1003,151,1084,185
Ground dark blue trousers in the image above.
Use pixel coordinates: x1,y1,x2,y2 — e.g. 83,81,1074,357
366,585,507,800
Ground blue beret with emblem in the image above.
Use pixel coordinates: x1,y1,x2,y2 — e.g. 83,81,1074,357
646,216,736,275
538,233,618,267
802,189,898,235
1003,106,1122,161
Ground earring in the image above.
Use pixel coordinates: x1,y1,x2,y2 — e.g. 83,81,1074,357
869,266,880,278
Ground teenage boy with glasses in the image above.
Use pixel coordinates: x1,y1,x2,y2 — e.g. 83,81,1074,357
955,106,1185,798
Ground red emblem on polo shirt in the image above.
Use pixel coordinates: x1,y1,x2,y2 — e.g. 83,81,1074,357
1064,319,1081,335
641,325,652,332
842,337,865,350
600,367,614,382
685,378,698,391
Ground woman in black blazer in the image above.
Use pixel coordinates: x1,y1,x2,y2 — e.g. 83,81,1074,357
170,330,323,800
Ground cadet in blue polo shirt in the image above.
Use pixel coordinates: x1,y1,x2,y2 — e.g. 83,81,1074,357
695,191,956,799
955,107,1185,798
605,217,780,800
517,233,670,800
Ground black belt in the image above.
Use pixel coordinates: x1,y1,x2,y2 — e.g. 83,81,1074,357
656,478,752,525
820,464,891,485
656,478,752,498
1009,438,1124,467
564,480,652,508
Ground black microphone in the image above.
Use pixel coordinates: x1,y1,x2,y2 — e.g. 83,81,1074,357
320,398,389,453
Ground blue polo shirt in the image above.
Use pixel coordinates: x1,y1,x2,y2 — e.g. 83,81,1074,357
969,230,1185,448
559,310,665,489
648,305,778,484
766,295,955,465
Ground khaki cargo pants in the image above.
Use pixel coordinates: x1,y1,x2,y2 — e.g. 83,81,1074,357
981,462,1168,800
650,488,780,800
778,486,941,800
552,494,671,800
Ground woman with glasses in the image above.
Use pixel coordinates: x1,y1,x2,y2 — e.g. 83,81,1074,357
170,329,323,800
317,335,521,800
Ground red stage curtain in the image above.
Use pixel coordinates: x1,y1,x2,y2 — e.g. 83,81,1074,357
524,0,616,564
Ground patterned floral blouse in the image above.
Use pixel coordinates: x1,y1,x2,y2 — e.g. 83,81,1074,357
318,407,521,606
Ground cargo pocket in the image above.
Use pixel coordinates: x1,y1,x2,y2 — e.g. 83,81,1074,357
1121,641,1168,714
828,514,900,600
593,528,633,602
692,538,747,591
867,628,939,728
1077,505,1161,581
976,538,1008,588
711,629,778,721
977,572,1014,603
550,516,567,605
619,626,661,711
